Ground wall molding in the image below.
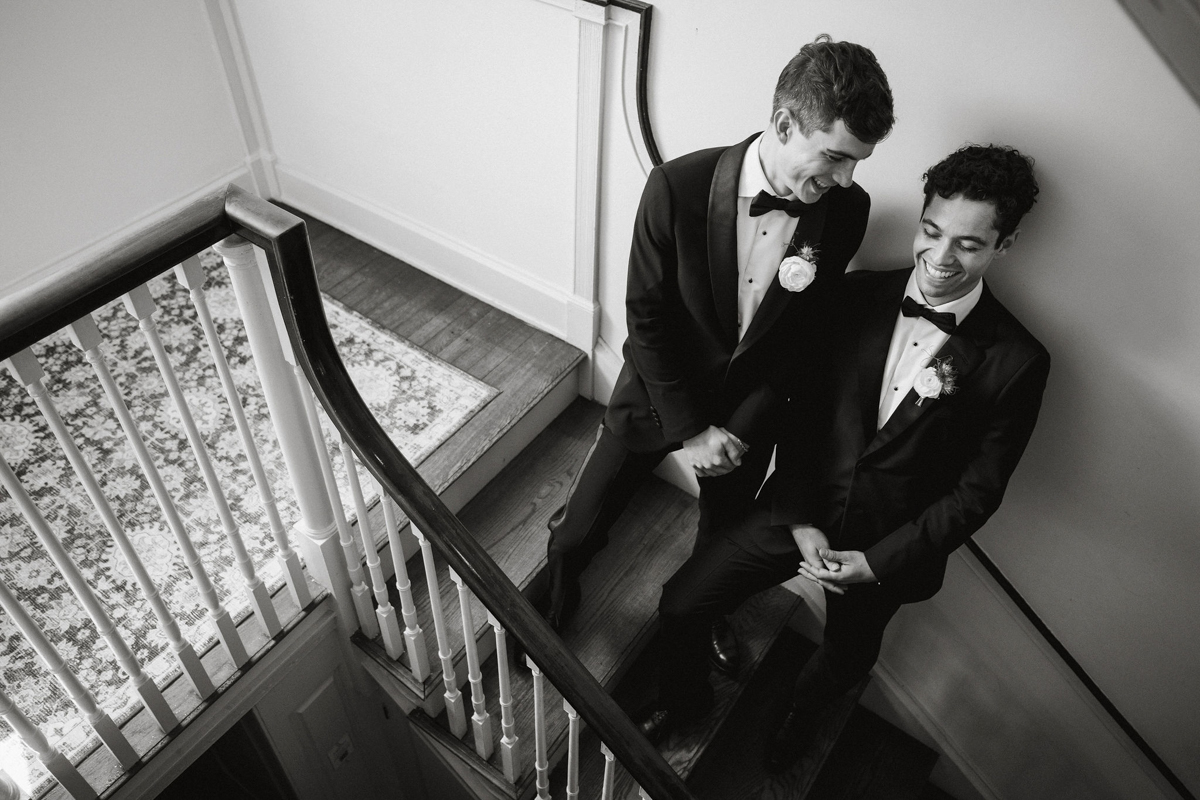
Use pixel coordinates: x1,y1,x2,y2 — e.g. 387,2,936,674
202,0,280,198
872,650,1003,800
275,165,593,351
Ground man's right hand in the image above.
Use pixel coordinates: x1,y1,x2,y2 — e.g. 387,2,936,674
790,524,846,594
683,425,747,477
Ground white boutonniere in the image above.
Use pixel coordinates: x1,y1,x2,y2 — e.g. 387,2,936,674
914,355,958,406
778,243,818,292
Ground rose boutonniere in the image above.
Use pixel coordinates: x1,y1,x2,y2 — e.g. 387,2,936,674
914,355,958,406
778,243,818,293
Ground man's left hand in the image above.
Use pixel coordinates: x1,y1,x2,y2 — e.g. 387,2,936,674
797,548,877,594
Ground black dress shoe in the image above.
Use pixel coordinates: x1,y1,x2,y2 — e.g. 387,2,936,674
637,706,675,744
708,615,741,678
763,704,816,773
512,575,581,666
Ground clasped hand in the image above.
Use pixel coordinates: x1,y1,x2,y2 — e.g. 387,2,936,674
683,425,749,477
789,524,876,595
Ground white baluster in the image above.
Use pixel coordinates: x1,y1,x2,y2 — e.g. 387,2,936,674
0,443,178,733
381,494,429,680
295,375,378,638
123,284,282,638
487,611,521,783
341,444,401,655
0,682,96,799
68,315,250,670
213,236,354,633
525,655,550,800
0,578,138,769
563,699,580,800
411,524,466,737
175,257,310,610
448,568,493,760
600,742,615,800
0,770,21,800
4,349,216,701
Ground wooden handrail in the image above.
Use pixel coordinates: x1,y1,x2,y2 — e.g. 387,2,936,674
224,187,696,800
0,192,234,363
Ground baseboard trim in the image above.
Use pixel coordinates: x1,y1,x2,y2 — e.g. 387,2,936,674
274,165,593,352
869,658,1002,800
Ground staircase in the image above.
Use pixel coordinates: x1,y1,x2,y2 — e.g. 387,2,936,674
300,212,957,799
0,190,954,800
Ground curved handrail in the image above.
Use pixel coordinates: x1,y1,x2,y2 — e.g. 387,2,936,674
610,0,663,168
224,187,695,800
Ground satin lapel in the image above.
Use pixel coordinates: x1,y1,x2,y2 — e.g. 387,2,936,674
708,135,756,346
733,192,830,359
860,287,996,460
856,278,903,447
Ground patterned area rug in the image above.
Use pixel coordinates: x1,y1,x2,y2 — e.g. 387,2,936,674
0,249,497,793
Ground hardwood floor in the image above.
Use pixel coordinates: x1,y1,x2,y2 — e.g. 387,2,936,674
292,206,583,497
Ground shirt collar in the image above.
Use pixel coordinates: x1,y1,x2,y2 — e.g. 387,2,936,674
738,133,794,199
904,268,983,325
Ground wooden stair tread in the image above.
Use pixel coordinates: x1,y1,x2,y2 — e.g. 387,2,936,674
383,397,705,796
805,705,940,800
684,628,869,800
553,585,802,800
290,205,585,502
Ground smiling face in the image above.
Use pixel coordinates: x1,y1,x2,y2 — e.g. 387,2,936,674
913,193,1017,304
762,112,876,204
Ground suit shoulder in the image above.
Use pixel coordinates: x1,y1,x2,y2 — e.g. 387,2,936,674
982,288,1051,365
826,181,870,216
844,266,909,294
659,144,727,176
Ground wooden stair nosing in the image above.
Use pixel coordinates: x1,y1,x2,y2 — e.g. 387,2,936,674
559,585,803,800
682,628,871,800
370,398,714,798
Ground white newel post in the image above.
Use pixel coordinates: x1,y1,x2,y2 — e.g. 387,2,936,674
213,236,356,633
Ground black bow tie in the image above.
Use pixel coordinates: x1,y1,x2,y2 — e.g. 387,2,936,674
901,296,957,334
749,190,809,217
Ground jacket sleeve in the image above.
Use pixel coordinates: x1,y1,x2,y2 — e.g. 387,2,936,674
865,349,1051,581
623,166,708,444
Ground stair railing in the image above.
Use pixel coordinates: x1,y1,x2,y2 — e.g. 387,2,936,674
0,185,692,799
223,192,696,798
0,191,334,799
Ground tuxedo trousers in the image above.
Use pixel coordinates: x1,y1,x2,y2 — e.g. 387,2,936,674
657,503,902,713
537,423,773,617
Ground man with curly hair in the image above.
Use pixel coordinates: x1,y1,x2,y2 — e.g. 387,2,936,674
524,36,895,681
647,144,1050,766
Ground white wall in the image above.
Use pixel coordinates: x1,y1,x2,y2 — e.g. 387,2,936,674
169,0,1198,795
591,1,1199,797
0,1,254,296
230,0,584,345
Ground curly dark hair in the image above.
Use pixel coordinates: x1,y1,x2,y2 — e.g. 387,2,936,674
772,34,895,145
922,145,1040,243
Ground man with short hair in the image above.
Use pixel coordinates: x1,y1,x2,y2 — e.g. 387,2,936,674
526,36,895,680
645,145,1050,762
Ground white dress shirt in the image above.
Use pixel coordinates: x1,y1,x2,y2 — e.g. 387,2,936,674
876,271,983,429
735,134,801,340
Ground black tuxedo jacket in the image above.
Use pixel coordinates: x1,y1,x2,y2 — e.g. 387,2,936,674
605,133,871,453
766,267,1050,602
